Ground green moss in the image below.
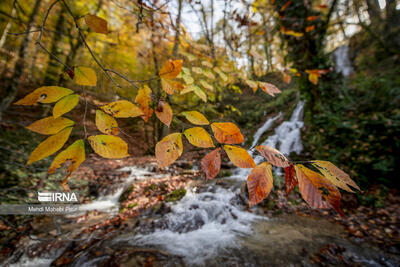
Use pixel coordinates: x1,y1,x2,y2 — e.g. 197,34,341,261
165,188,186,202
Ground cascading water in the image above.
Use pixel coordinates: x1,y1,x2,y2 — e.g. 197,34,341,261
117,101,306,265
333,45,354,77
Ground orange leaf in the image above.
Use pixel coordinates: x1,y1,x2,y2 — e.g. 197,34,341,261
295,164,343,215
280,1,292,12
255,145,290,167
283,72,292,84
308,73,319,85
161,78,184,95
135,85,153,122
224,145,256,168
247,162,273,207
155,133,183,168
85,14,108,34
211,122,244,144
258,82,281,96
306,25,315,32
159,60,183,79
201,148,221,180
284,165,297,196
306,16,319,21
155,100,173,127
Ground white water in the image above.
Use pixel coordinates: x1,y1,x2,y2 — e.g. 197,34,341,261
124,101,306,264
334,45,354,77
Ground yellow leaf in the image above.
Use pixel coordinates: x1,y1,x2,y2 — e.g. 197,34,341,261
211,122,244,144
245,80,258,92
101,100,143,118
258,82,281,96
223,145,256,168
159,60,183,79
181,111,209,125
84,14,108,34
155,100,173,127
184,127,214,148
96,110,118,135
27,127,73,165
74,66,97,86
161,78,184,95
181,73,194,85
201,60,213,68
135,85,153,122
203,70,215,79
199,80,213,91
48,139,85,174
180,84,195,94
311,160,360,192
88,135,129,158
194,86,207,102
308,73,318,85
214,68,228,82
26,116,74,135
53,94,79,118
247,162,273,207
192,67,203,75
155,133,183,167
14,86,73,105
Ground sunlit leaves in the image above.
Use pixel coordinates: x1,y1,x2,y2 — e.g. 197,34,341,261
203,70,215,80
192,67,203,75
247,162,273,207
224,145,256,168
101,100,143,118
159,60,183,79
181,111,209,125
155,100,173,127
27,127,73,165
201,148,221,180
211,122,244,144
280,26,303,37
88,135,129,159
245,80,258,92
311,160,360,192
14,86,73,105
184,127,214,148
200,80,213,91
295,164,343,215
258,82,281,97
284,165,297,196
194,86,207,102
256,145,290,167
48,139,85,174
26,116,74,135
201,60,213,68
85,14,108,34
161,78,184,95
96,110,118,135
155,133,183,168
73,67,97,86
53,94,79,118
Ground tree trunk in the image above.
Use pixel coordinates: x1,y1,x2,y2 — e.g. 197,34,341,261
0,0,42,121
172,0,182,57
43,5,66,84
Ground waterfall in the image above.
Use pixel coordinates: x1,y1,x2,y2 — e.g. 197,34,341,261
334,45,354,77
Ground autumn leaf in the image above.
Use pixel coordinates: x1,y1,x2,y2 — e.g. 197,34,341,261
181,111,209,125
155,133,183,168
14,86,73,105
280,1,292,12
295,164,343,215
245,80,258,92
200,80,213,91
181,73,194,85
85,14,108,34
159,59,183,79
155,100,173,127
26,116,74,135
135,85,153,122
201,148,221,180
284,165,297,196
96,110,118,135
53,94,79,118
224,145,256,168
192,67,203,75
201,60,213,68
283,72,292,84
306,15,319,21
214,68,228,82
184,127,214,148
161,78,184,94
74,66,97,86
48,139,85,174
203,70,215,80
311,160,360,192
211,122,244,144
256,145,290,167
88,135,129,159
194,86,207,102
306,25,315,32
247,162,273,207
27,127,73,165
101,100,143,118
258,82,281,96
280,26,303,37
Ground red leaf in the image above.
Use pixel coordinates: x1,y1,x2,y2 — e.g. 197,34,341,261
201,148,221,180
284,165,297,196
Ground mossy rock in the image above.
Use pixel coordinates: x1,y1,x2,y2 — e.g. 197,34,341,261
165,188,186,202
